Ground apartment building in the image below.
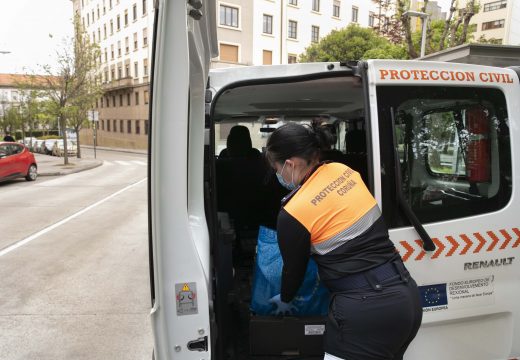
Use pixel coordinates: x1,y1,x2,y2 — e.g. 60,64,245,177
213,0,378,68
468,0,520,45
72,0,153,149
410,1,446,32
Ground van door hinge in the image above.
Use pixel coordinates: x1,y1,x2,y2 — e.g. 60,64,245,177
187,336,208,352
188,0,203,20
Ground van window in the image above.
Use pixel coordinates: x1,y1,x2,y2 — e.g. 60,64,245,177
377,86,512,226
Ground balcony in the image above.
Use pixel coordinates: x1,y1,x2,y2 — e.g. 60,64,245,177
102,76,134,92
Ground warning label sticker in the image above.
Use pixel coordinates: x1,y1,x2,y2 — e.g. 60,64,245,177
175,282,198,316
304,325,325,336
448,275,495,309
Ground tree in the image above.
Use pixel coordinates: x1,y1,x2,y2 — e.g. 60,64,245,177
39,14,101,164
299,24,408,63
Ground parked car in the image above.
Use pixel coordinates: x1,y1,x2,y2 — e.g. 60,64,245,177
52,140,77,157
32,139,44,153
41,139,57,155
0,142,37,182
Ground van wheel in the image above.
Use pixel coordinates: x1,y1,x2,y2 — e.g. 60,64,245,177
26,164,37,181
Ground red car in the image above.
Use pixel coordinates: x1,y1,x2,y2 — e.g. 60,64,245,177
0,142,38,182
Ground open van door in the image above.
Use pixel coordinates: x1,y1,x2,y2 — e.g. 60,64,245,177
149,1,218,359
369,60,520,359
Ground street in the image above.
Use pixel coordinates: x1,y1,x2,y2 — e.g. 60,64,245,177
0,148,153,360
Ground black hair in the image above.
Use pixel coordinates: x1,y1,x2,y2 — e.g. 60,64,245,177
266,122,329,164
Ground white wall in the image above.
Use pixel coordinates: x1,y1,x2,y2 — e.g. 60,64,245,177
507,0,520,45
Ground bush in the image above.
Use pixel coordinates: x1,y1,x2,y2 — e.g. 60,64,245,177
38,135,62,140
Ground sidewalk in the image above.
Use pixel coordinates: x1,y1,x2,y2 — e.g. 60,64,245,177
35,154,103,176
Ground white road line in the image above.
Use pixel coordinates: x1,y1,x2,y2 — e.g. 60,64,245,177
0,178,147,257
103,160,114,166
115,160,131,166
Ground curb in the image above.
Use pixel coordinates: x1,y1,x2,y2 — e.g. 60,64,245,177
38,160,104,177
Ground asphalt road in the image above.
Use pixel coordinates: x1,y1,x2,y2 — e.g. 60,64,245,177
0,148,153,360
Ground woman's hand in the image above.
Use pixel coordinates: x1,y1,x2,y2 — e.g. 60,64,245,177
269,294,297,316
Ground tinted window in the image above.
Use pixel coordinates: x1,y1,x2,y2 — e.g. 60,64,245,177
377,86,512,226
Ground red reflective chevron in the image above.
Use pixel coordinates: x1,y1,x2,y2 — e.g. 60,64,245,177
446,236,459,257
431,238,445,259
460,234,473,255
499,229,512,250
414,239,426,261
400,240,414,262
486,231,500,252
513,228,520,248
473,232,487,253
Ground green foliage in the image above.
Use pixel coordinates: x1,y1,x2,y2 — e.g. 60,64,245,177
299,24,408,62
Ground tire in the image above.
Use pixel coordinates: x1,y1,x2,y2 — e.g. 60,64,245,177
26,164,37,181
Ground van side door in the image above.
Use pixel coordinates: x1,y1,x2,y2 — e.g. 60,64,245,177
368,60,520,359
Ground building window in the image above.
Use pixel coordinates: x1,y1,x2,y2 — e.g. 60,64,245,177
111,68,115,80
135,91,140,105
143,58,149,76
333,1,340,17
220,5,239,27
125,37,129,53
113,119,117,132
109,0,112,9
110,19,114,34
124,9,128,26
97,5,100,19
112,95,116,107
288,20,297,39
482,19,505,30
119,94,123,106
263,14,273,34
117,41,121,57
92,10,95,23
101,120,105,130
127,120,132,133
145,120,149,135
134,61,139,78
311,25,319,43
144,90,149,104
136,120,141,135
219,43,239,63
125,63,130,77
127,93,131,105
484,0,507,12
143,0,147,15
87,13,90,26
288,0,297,5
133,32,138,50
98,28,101,41
103,0,106,14
107,119,111,131
133,3,137,20
369,12,375,27
106,97,110,107
143,27,148,46
110,44,114,59
288,54,297,63
116,15,120,30
312,0,320,12
120,120,124,133
351,6,358,22
103,24,107,38
263,50,272,65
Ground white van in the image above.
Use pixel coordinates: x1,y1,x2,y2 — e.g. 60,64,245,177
149,1,520,359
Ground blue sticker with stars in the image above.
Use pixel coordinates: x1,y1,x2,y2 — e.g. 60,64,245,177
419,283,448,308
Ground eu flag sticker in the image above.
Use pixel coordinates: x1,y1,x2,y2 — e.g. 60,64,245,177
419,283,448,308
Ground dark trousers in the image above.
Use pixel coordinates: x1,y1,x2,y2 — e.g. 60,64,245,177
324,264,423,360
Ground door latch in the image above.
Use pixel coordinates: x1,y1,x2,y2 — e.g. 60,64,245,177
187,336,208,352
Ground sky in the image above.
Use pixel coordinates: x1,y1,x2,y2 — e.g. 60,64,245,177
0,0,74,74
0,0,454,75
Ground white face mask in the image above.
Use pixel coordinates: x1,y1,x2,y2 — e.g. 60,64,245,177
276,160,296,190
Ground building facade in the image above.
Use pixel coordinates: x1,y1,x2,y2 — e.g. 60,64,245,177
410,1,446,32
72,0,153,149
213,0,378,68
467,0,520,45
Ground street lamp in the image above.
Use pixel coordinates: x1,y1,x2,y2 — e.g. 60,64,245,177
403,10,430,58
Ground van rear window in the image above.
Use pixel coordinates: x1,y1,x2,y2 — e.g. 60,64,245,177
377,86,512,226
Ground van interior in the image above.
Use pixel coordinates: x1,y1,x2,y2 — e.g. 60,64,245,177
204,73,368,359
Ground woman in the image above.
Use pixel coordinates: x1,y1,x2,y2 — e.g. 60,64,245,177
266,123,422,360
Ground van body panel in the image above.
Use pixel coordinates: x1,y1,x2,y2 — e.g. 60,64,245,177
150,1,217,359
368,60,520,359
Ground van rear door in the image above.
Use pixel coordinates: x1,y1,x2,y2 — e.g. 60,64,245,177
149,1,218,359
369,60,520,359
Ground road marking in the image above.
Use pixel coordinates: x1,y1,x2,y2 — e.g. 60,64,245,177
103,160,114,166
132,160,147,166
0,178,147,257
115,160,131,166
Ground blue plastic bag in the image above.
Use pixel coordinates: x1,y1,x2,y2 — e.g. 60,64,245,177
250,226,330,316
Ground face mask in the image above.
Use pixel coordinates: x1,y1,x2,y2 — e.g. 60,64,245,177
276,161,296,190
